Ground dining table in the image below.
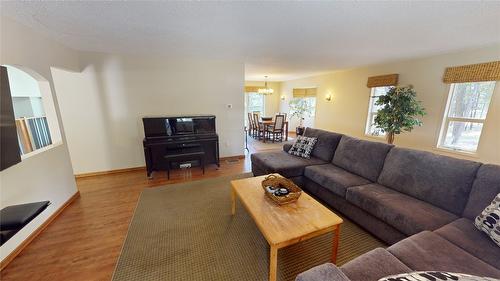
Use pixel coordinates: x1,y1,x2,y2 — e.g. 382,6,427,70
259,120,289,142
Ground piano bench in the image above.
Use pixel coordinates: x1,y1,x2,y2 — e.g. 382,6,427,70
164,148,205,179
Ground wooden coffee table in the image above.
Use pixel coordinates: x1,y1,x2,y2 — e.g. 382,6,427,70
230,174,343,281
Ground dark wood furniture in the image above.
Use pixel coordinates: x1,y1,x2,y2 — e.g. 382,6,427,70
253,113,265,140
164,147,205,179
143,115,219,178
265,114,285,142
260,120,289,142
247,112,254,136
277,112,287,122
1,66,21,171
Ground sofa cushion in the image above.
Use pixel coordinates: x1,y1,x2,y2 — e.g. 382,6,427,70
346,184,457,236
341,248,412,281
388,231,500,278
0,201,50,230
332,136,393,182
0,229,17,246
463,164,500,220
474,193,500,247
309,180,407,245
379,271,492,281
283,143,293,152
377,147,481,215
251,151,326,178
296,263,350,281
304,164,371,197
303,128,343,162
288,136,318,159
435,218,500,269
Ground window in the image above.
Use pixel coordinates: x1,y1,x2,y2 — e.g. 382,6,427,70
5,65,59,156
365,86,391,137
292,97,316,118
438,81,496,153
244,92,265,126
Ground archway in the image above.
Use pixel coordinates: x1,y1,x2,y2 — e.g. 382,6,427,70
3,65,62,157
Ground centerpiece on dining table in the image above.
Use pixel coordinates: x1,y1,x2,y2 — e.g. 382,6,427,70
261,174,302,205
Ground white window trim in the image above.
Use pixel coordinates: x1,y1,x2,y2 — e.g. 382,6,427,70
20,141,64,160
436,82,496,155
365,87,386,138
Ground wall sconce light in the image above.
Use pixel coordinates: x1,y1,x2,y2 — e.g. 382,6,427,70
325,94,332,102
281,95,286,101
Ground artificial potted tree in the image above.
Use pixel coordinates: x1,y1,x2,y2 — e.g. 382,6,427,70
374,86,426,144
289,98,314,136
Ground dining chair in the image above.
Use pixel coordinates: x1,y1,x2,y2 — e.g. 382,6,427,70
277,112,287,121
253,113,265,140
247,112,254,136
266,114,285,142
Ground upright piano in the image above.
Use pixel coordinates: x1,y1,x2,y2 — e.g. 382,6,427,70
142,115,220,178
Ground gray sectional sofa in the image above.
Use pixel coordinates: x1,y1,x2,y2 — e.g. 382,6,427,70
250,128,500,280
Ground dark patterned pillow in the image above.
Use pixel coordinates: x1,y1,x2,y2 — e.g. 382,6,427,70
475,193,500,247
379,271,495,281
288,136,318,159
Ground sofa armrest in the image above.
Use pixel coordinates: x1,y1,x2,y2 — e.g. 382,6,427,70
283,143,293,152
296,263,351,281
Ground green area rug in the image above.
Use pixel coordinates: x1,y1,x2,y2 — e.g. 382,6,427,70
112,173,385,281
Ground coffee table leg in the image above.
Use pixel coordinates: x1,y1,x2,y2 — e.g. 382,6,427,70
332,225,341,264
269,245,278,281
231,187,236,215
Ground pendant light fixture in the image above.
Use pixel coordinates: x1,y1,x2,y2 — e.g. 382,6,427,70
258,76,274,95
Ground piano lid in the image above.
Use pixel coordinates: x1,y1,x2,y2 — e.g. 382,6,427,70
142,114,216,119
143,115,216,138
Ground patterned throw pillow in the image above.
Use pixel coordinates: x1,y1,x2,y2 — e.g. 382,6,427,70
475,193,500,247
288,136,318,159
379,271,496,281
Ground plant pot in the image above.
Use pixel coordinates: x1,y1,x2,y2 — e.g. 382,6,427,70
296,127,305,136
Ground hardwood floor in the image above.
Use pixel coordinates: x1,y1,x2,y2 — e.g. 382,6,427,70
0,139,289,281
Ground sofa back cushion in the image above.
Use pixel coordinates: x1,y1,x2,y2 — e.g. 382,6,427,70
303,128,343,162
378,147,481,215
462,164,500,220
332,135,393,182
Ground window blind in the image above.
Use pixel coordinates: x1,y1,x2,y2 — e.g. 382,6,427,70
443,61,500,83
244,86,261,93
366,74,399,88
293,88,317,98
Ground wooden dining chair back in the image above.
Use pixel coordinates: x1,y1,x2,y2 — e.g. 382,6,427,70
276,112,288,122
247,112,254,136
253,113,264,139
267,114,285,142
275,115,285,130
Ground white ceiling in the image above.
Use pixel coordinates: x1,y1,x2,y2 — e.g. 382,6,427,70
2,1,500,81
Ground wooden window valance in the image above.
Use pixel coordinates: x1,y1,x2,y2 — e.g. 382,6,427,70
443,61,500,83
245,86,261,93
366,74,399,88
293,88,317,98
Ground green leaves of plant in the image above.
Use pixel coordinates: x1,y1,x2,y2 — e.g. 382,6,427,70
374,86,426,135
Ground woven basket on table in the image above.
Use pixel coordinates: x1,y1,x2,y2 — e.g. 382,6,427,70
261,174,302,205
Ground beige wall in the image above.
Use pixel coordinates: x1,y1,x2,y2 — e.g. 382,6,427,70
53,52,245,174
0,16,79,262
244,81,281,117
280,45,500,164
